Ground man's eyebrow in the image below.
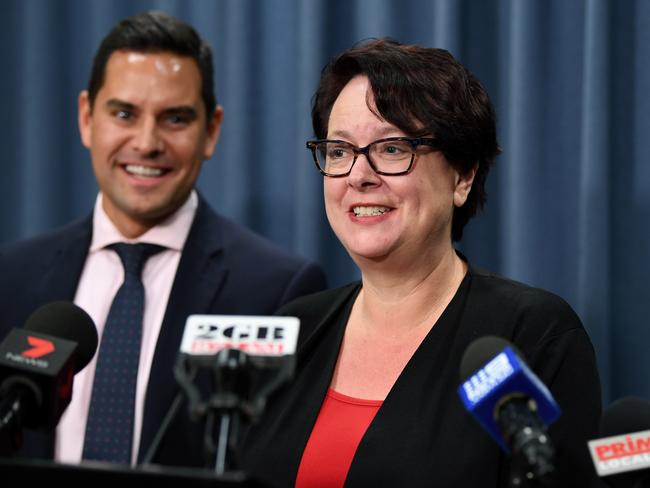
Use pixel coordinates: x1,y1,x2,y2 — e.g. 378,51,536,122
105,98,137,111
160,106,198,119
103,99,198,120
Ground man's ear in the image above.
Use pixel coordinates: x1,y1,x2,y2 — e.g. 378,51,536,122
454,163,478,207
78,90,92,149
202,104,224,159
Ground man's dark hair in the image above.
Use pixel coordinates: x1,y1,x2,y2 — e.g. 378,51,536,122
312,38,501,241
87,11,216,118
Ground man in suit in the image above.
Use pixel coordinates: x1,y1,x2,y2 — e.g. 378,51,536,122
0,11,326,468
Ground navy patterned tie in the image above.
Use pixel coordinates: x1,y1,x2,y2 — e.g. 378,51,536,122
82,243,164,464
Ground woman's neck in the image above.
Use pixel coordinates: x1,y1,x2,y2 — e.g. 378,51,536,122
355,247,467,335
330,246,468,399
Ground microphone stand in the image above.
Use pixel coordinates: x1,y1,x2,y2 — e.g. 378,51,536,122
0,378,41,456
500,398,557,487
0,389,25,456
141,392,186,465
160,347,296,479
204,349,249,475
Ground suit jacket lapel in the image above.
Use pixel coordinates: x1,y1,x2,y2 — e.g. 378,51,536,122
139,197,228,459
35,216,93,305
21,216,92,459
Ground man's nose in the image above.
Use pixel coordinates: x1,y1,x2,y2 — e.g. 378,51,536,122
132,118,164,156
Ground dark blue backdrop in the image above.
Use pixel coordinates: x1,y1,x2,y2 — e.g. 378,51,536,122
0,0,648,405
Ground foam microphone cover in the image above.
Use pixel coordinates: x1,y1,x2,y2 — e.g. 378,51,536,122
460,336,523,381
595,397,650,488
24,301,98,372
600,397,650,438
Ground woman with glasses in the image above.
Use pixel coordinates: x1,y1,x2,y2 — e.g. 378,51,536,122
242,38,601,487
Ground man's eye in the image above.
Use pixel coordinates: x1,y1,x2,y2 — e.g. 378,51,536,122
168,115,185,124
115,110,132,120
165,114,191,126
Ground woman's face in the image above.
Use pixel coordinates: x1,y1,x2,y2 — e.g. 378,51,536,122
324,75,474,266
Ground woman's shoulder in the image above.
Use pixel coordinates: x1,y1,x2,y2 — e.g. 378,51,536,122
468,265,580,325
463,264,590,358
465,263,600,391
275,281,361,350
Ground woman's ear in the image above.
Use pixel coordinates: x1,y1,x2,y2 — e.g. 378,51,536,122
454,163,478,207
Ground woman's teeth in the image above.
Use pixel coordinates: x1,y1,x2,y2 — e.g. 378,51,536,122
353,206,391,217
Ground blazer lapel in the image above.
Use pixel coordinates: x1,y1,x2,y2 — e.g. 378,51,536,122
139,198,228,459
35,216,93,306
21,216,92,459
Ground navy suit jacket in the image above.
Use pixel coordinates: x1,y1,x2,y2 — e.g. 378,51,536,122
0,196,327,468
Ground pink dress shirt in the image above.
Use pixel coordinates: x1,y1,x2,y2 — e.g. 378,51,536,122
55,191,198,465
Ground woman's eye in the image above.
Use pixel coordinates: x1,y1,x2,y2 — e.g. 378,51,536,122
328,147,350,159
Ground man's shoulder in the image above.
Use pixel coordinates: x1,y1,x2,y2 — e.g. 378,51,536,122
188,200,328,306
193,200,317,270
0,216,92,333
0,216,92,264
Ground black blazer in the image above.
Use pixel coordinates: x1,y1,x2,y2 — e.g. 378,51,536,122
242,266,604,487
0,196,327,467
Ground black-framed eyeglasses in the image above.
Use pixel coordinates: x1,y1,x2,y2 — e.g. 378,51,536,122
306,137,437,177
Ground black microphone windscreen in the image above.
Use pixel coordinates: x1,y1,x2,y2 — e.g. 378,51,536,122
600,396,650,438
24,301,98,372
460,336,522,381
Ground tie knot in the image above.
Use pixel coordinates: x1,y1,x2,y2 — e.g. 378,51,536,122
109,243,165,276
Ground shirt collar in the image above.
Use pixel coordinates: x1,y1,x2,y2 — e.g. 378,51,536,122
89,190,198,252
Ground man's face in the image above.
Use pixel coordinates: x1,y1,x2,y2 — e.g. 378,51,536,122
78,50,223,237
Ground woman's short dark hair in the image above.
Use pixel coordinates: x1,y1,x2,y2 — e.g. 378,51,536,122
87,11,216,119
312,38,501,241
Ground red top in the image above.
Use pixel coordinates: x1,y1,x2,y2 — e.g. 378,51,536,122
295,388,382,487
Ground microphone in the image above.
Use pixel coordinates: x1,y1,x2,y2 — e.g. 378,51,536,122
587,397,650,488
457,336,560,485
144,314,299,476
0,301,98,454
